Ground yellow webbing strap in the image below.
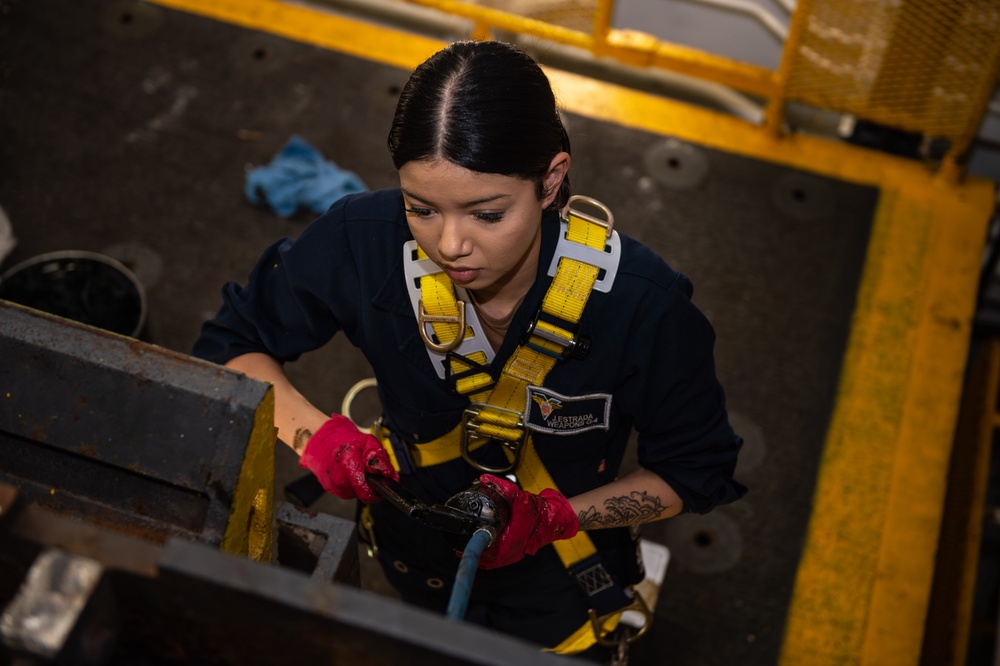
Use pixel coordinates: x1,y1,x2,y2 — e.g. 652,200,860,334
378,426,403,474
547,613,621,655
408,209,616,654
411,208,607,456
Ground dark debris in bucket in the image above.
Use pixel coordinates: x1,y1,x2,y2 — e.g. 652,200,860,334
0,254,145,337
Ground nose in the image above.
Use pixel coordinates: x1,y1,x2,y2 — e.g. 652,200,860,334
437,216,471,261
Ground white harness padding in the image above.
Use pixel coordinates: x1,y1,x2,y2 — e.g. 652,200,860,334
402,240,494,380
401,213,622,380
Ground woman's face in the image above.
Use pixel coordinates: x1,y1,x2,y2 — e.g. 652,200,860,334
399,154,569,300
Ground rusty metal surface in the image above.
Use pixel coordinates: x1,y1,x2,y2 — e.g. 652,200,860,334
0,300,271,547
0,485,573,666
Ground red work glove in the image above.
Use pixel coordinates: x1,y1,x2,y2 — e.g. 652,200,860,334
298,415,399,504
476,473,579,570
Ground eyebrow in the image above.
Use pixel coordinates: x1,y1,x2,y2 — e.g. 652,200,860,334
401,188,511,208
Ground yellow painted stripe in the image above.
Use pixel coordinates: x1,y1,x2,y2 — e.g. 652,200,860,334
146,0,445,70
142,1,998,661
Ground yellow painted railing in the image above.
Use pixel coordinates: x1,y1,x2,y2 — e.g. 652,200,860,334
404,0,1000,179
405,0,780,98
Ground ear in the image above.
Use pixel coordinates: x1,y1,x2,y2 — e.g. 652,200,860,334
541,152,571,209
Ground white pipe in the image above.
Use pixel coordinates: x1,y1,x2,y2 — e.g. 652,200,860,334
297,0,473,40
671,0,789,42
771,0,796,16
507,33,766,124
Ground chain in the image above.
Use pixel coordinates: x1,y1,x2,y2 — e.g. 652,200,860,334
610,627,630,666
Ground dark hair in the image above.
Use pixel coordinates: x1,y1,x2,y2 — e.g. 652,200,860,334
387,40,571,209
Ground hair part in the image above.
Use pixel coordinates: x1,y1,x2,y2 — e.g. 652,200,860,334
388,40,571,210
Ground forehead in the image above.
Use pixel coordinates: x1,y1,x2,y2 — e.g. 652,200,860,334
399,159,534,205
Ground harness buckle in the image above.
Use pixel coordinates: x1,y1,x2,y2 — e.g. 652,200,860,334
588,591,653,647
523,313,591,361
418,298,466,354
444,350,497,396
460,404,528,474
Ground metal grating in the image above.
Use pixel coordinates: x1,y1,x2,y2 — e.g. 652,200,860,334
783,0,1000,148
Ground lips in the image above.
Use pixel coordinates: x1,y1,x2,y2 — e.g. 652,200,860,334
444,266,481,284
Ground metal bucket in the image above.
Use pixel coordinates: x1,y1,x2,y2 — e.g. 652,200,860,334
0,250,147,337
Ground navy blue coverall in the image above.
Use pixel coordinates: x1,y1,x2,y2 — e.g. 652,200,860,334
192,188,746,652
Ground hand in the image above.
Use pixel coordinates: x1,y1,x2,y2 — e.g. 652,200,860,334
298,415,399,503
476,474,579,570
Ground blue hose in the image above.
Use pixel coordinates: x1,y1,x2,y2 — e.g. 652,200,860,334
446,529,493,621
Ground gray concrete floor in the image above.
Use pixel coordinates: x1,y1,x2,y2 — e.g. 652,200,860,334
0,1,880,664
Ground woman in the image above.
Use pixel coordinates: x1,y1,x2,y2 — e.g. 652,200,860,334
193,40,745,660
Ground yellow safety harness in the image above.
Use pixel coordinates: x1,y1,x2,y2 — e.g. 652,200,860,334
386,196,650,654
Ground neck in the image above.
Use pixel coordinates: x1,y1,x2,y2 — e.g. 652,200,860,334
468,289,526,352
470,227,541,314
467,234,539,351
469,289,522,327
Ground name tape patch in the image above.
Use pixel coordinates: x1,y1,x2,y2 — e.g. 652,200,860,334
524,386,611,436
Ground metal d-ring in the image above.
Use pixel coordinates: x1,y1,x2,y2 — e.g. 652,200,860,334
562,195,615,238
459,405,527,474
341,377,379,429
418,298,466,353
589,591,654,647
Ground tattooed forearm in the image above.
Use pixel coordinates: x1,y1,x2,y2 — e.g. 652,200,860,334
293,427,313,454
577,491,671,529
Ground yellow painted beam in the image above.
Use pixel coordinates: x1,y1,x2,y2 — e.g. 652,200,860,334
858,191,989,664
407,0,780,98
220,384,276,562
143,0,998,661
406,0,593,49
646,41,778,98
542,67,971,195
776,184,993,665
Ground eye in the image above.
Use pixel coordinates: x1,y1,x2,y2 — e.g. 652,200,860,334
404,206,434,218
474,211,504,223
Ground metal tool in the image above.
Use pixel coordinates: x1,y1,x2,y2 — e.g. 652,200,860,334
365,475,511,622
366,475,508,546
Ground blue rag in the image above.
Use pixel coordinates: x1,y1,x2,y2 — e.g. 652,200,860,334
245,135,367,218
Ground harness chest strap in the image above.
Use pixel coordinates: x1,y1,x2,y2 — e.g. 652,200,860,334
388,198,647,652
